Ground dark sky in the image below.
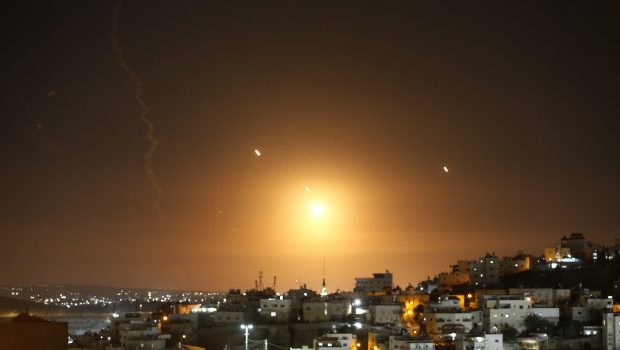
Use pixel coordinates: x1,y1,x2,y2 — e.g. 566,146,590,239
2,1,619,291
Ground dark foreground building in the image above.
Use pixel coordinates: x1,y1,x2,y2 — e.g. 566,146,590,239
0,312,68,350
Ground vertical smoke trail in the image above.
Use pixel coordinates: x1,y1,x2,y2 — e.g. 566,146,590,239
111,0,163,216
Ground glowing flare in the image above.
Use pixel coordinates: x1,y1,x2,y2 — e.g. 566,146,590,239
254,149,261,156
310,203,325,217
443,166,449,173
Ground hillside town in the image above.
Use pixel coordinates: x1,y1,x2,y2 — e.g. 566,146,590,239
3,233,620,350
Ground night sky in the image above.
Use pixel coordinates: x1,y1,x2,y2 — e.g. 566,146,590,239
2,1,619,291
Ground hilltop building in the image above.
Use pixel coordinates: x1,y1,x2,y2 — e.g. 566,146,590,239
544,233,595,263
469,253,500,287
355,271,393,295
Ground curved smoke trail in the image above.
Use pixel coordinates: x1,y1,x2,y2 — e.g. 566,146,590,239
111,0,163,216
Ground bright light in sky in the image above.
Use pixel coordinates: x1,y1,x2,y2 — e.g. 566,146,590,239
305,186,311,192
254,149,261,156
443,166,449,173
310,202,325,217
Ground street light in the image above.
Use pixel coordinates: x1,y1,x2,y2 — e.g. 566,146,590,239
178,334,187,349
241,324,253,350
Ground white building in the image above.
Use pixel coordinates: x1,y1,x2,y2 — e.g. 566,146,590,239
482,297,532,333
389,336,434,350
314,333,357,350
603,312,620,350
429,296,461,311
455,333,502,350
424,311,473,339
371,304,402,325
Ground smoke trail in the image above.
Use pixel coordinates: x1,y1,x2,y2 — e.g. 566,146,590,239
111,0,163,216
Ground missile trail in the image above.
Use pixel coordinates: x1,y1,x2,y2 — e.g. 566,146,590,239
111,0,163,216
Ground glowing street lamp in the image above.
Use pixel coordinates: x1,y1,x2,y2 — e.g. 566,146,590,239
241,324,253,350
177,333,187,349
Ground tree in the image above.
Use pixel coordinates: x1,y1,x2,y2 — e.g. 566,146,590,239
523,314,555,335
413,304,424,322
501,324,518,341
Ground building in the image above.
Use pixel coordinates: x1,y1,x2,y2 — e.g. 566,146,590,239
286,286,318,309
587,298,613,311
118,322,159,346
454,333,502,350
214,311,245,325
303,299,351,322
531,307,560,325
110,312,152,343
437,260,473,289
259,298,293,323
428,296,461,311
370,304,402,325
544,233,594,263
112,312,170,349
603,312,620,350
314,333,358,350
355,271,393,294
161,314,195,344
389,335,435,350
569,306,589,322
368,330,390,350
469,254,500,287
508,288,555,307
423,311,473,340
162,302,202,315
481,296,532,333
498,254,531,276
0,312,68,350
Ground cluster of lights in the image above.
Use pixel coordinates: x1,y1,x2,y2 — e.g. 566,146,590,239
1,285,226,308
